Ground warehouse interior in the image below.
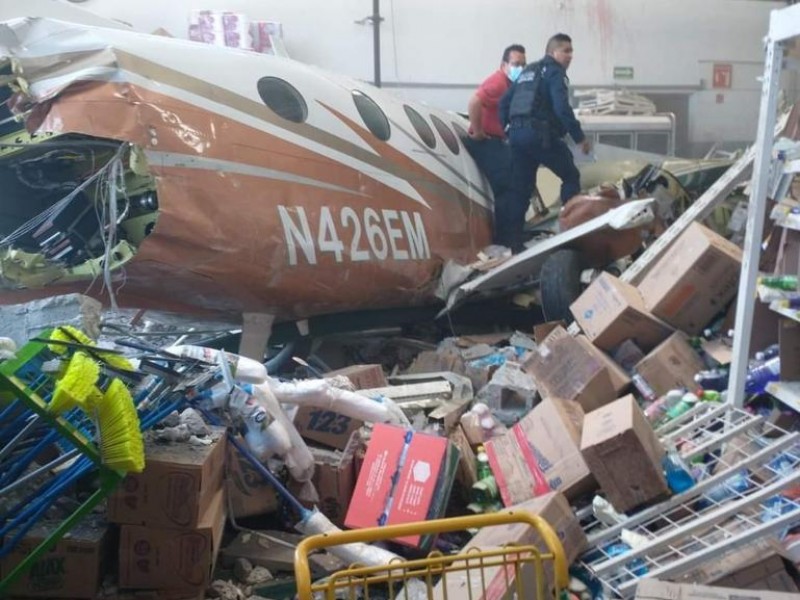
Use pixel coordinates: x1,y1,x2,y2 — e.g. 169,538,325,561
1,1,800,600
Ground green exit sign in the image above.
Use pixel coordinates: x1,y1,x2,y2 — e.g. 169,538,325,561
613,66,634,80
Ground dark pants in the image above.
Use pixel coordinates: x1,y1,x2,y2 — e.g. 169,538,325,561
463,136,512,246
506,127,581,249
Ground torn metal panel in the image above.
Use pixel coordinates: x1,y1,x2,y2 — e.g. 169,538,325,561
0,17,493,320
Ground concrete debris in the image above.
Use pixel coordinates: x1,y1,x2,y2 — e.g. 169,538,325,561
0,293,102,347
207,579,244,600
245,566,273,585
155,423,191,442
181,407,211,436
161,410,182,428
233,557,253,583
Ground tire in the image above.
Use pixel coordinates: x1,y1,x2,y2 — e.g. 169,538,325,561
540,249,584,323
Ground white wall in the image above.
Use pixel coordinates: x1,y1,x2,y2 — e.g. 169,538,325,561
66,0,789,152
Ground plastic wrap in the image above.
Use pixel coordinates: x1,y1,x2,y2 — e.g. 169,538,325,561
167,345,267,383
296,510,401,567
269,378,409,425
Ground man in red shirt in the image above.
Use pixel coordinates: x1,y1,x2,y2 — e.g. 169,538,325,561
466,44,526,248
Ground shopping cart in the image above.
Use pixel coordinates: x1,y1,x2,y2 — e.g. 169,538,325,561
294,511,568,600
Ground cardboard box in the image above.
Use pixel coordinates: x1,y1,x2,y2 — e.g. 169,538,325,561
575,335,631,395
225,441,279,519
571,272,673,352
486,398,595,504
634,332,705,397
119,487,226,591
309,436,357,527
637,222,742,334
432,492,587,600
522,326,616,413
637,580,800,600
580,395,669,513
108,427,226,529
345,424,457,547
0,517,109,598
779,318,800,381
292,364,385,450
450,424,478,490
677,539,800,592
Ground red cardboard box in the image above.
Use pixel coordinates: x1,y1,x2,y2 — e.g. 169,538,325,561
344,424,456,547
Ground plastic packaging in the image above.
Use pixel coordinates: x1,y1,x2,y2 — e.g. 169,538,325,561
662,447,695,494
476,445,492,480
632,373,658,404
643,390,684,425
167,345,268,383
759,275,799,291
703,470,750,504
694,369,729,392
656,392,699,426
744,356,781,395
268,377,408,425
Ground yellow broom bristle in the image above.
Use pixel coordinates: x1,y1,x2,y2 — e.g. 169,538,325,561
47,326,93,355
47,326,134,372
49,352,100,414
95,378,145,473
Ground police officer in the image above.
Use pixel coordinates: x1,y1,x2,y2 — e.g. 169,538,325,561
499,33,591,252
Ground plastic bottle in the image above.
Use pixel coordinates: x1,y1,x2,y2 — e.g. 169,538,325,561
744,356,781,395
694,369,729,392
471,475,499,505
662,446,695,494
759,275,799,291
476,445,492,480
657,392,699,426
755,343,780,363
643,390,684,425
632,374,658,404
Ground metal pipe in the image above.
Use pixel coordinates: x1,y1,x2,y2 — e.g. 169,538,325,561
372,0,381,87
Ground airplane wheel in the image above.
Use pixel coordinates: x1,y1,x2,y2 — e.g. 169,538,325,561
540,249,584,323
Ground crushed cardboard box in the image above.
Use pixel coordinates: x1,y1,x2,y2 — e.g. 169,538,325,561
523,326,616,412
634,332,705,397
571,272,673,352
432,492,587,600
581,394,669,513
118,487,226,591
638,221,742,334
225,441,279,519
0,516,108,599
108,427,227,529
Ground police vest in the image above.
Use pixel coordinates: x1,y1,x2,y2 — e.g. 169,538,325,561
508,62,545,121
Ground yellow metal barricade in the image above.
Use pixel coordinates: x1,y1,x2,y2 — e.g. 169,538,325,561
295,511,568,600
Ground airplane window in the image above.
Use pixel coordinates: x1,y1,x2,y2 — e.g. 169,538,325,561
257,77,308,123
451,121,469,142
431,115,459,155
403,105,437,149
352,90,391,141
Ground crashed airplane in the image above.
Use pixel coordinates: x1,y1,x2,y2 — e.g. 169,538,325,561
0,17,735,334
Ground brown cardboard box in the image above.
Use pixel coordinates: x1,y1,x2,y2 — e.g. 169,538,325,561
293,364,386,449
451,424,478,490
677,539,800,592
636,579,800,600
309,436,357,527
432,492,587,600
637,222,742,334
779,318,800,381
0,517,108,598
522,326,616,413
226,441,279,519
108,427,226,529
580,395,669,513
119,487,226,591
634,332,705,397
486,398,595,504
533,320,566,344
575,335,631,395
571,272,673,352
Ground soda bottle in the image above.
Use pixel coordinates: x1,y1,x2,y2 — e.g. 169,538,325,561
476,445,492,480
759,275,799,291
744,356,781,395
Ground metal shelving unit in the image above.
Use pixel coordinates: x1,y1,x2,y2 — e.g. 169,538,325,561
578,403,800,599
579,12,800,594
728,3,800,409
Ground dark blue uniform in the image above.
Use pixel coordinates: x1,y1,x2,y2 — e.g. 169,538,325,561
497,55,585,250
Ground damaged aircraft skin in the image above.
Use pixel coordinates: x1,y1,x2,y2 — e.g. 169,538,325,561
0,17,493,320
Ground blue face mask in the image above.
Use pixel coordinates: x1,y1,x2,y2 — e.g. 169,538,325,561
507,65,523,82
